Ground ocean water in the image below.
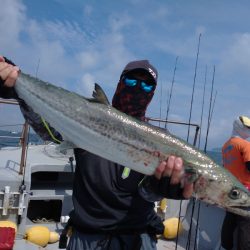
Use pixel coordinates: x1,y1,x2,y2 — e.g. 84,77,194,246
0,129,42,148
0,130,222,165
207,150,222,165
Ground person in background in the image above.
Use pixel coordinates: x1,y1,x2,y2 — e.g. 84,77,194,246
221,116,250,250
0,56,193,250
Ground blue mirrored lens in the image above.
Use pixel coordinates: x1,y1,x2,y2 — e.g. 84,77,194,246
141,82,154,92
123,77,154,92
124,78,137,87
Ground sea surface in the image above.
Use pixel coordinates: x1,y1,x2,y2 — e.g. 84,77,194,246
0,129,43,148
0,130,222,165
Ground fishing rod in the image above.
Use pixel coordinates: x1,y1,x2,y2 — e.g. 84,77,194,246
204,66,216,153
193,65,208,250
187,33,201,143
35,58,40,79
165,56,178,129
205,90,217,151
159,81,163,127
185,34,202,250
210,91,217,127
198,65,207,149
193,67,217,250
193,94,217,250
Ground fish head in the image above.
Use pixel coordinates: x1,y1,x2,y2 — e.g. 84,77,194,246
192,170,250,217
222,184,250,217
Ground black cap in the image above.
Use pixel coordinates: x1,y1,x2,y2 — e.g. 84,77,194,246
122,60,158,84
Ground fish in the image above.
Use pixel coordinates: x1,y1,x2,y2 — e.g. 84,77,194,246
14,72,250,217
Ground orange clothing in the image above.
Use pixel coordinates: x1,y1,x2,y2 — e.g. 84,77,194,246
222,137,250,187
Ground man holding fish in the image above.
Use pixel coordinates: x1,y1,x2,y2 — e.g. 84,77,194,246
0,56,193,250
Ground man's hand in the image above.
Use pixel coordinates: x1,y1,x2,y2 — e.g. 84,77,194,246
154,155,193,199
0,56,19,87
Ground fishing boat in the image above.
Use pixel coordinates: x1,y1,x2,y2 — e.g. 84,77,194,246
0,98,229,250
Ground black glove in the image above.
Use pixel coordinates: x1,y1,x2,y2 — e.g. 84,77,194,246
141,175,185,200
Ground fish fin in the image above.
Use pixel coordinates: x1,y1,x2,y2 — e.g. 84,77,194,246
88,83,110,104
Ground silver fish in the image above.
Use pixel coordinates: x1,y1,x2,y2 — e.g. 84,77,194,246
15,72,250,217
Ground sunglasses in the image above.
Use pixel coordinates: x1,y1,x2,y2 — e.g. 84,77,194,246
122,76,155,93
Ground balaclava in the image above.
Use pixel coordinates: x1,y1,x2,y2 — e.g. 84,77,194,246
112,60,158,120
231,116,250,139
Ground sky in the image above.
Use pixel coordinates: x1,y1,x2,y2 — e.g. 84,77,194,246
1,0,250,151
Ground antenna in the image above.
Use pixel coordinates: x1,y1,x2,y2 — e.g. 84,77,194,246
159,81,163,127
204,65,216,153
187,33,201,142
165,56,178,129
193,67,217,250
35,58,40,78
185,33,202,250
198,65,207,148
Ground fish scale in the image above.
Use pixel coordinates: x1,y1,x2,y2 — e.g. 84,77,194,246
15,72,250,217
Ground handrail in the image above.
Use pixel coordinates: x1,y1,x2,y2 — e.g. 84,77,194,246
146,117,200,147
0,98,18,105
19,121,29,175
0,136,21,139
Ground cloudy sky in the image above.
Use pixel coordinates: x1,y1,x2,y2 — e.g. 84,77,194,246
1,0,250,150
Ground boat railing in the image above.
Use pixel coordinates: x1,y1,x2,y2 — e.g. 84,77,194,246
146,117,200,147
0,98,30,175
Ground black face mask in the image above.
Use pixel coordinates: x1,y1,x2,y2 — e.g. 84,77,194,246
112,77,155,120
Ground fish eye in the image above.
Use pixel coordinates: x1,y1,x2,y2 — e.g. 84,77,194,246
229,188,240,200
